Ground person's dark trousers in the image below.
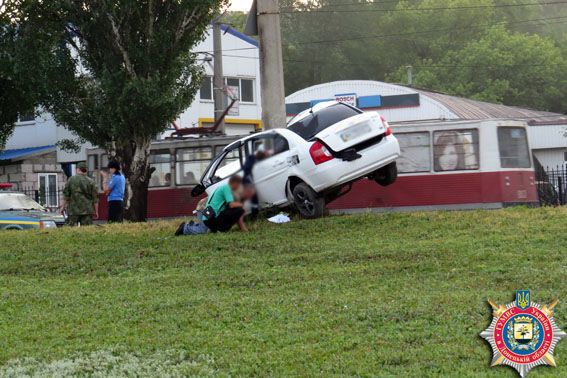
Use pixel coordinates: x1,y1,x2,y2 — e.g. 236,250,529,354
108,200,124,223
205,207,244,232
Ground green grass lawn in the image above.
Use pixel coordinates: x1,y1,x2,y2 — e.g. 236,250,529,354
0,207,566,377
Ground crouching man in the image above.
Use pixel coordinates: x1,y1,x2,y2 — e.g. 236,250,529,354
175,175,249,236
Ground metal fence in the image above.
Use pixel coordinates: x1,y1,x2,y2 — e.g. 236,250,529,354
535,164,567,206
20,187,63,210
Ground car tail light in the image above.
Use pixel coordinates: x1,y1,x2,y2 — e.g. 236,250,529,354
380,115,392,136
309,140,334,165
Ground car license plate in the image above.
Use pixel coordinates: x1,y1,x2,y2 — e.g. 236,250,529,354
339,122,372,142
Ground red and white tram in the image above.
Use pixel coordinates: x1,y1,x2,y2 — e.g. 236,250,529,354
87,118,537,219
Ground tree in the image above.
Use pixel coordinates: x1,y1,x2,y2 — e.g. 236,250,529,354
388,26,567,113
0,2,37,148
17,0,227,221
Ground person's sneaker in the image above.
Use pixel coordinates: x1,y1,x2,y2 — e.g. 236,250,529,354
175,222,186,236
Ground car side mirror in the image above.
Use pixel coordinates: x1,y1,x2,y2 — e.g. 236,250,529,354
191,184,206,197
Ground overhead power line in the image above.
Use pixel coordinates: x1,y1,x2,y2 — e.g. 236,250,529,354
194,15,567,53
280,1,567,13
293,15,567,45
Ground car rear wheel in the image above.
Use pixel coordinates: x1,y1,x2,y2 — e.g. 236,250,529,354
373,162,398,186
292,183,325,219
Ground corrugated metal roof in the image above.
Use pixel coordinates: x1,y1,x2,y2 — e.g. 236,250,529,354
0,145,55,161
413,88,565,121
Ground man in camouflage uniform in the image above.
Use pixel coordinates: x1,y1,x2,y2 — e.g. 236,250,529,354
60,162,99,226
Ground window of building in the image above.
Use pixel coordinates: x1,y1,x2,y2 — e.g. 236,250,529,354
101,154,109,169
201,77,255,103
149,152,171,187
175,147,213,185
88,155,99,172
396,132,431,173
199,76,213,101
225,77,255,103
240,79,254,102
18,112,35,123
497,127,531,168
433,129,479,171
38,173,58,207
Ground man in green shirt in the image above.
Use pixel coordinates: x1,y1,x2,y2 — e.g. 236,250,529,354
176,175,248,235
60,162,99,226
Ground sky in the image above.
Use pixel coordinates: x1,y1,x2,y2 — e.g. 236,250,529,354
229,0,254,12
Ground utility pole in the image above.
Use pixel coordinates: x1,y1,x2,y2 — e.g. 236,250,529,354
406,65,413,87
213,20,226,134
253,0,286,130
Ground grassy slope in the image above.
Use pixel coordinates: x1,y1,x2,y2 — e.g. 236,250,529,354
0,207,566,376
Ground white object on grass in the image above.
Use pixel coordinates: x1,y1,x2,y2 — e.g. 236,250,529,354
267,213,291,224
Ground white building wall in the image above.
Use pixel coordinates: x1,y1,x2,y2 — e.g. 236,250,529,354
528,125,567,149
169,26,262,137
6,113,58,150
533,149,567,169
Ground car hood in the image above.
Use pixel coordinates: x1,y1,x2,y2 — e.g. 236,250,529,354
0,210,65,223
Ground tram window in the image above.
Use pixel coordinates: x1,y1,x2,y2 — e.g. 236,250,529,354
149,152,171,187
433,129,479,171
175,147,213,185
396,132,431,173
497,127,531,168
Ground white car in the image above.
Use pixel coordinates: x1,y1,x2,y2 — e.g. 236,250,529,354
192,101,401,218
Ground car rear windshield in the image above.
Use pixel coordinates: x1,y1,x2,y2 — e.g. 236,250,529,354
287,103,362,140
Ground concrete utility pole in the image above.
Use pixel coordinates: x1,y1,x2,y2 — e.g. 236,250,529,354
213,20,226,134
256,0,286,130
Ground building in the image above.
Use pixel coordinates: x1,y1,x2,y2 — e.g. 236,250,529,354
285,80,567,169
1,24,261,204
167,24,262,137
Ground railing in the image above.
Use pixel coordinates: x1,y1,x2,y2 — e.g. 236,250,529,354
20,187,63,210
535,164,567,206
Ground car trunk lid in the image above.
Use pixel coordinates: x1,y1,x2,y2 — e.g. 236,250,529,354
314,112,386,152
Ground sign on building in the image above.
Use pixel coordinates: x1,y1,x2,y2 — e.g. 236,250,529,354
334,93,357,107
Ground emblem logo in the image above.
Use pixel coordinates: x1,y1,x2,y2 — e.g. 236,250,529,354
480,290,566,377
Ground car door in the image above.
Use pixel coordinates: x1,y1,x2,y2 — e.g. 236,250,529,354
201,143,244,196
248,133,294,207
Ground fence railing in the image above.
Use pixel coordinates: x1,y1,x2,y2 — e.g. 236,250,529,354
535,165,567,206
20,187,63,210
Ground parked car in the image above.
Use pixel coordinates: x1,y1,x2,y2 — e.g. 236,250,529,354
0,190,65,230
192,101,400,218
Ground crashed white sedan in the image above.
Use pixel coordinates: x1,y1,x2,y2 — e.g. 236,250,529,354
192,101,400,218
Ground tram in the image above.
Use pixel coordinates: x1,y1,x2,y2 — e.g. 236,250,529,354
87,118,537,219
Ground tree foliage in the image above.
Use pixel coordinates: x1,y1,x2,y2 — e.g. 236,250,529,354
388,26,567,112
14,0,227,220
0,2,37,148
281,0,567,113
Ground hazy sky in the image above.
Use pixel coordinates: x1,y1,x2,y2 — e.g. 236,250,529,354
229,0,254,11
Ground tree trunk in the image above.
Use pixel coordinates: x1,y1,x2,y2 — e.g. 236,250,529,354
116,136,152,222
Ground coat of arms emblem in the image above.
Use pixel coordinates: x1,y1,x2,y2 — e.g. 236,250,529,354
480,290,566,377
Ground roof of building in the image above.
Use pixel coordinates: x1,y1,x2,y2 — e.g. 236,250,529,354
412,88,567,123
0,145,55,161
220,24,259,47
285,80,567,124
